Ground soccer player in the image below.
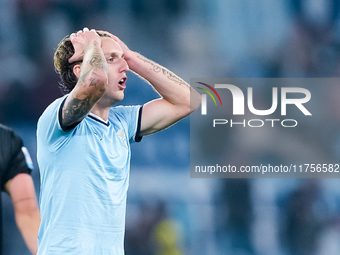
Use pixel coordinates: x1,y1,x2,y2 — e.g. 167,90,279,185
0,123,40,254
36,27,200,254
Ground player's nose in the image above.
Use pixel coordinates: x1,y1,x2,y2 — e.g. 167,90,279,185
119,58,129,73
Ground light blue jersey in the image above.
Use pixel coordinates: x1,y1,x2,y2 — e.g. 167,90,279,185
37,95,142,255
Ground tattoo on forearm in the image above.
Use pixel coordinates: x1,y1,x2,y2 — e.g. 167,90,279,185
161,69,189,88
79,52,108,87
89,54,108,73
137,54,192,91
153,65,161,73
79,69,91,82
89,77,106,92
63,94,95,125
89,78,98,87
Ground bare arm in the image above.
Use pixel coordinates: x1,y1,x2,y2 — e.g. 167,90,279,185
130,53,201,135
62,28,109,128
5,173,40,255
110,35,201,136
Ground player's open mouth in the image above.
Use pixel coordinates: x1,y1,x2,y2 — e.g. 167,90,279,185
118,77,127,89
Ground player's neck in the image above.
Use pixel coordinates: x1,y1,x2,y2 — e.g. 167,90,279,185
92,95,120,121
91,105,110,122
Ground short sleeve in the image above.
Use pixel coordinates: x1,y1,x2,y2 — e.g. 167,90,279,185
110,105,143,143
37,95,73,152
1,131,32,192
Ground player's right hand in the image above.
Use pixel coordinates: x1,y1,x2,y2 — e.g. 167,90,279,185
68,27,101,63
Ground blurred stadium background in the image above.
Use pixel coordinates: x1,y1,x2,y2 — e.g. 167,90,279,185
1,0,340,254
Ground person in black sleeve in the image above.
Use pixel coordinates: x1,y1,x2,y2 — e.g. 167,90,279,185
0,123,40,254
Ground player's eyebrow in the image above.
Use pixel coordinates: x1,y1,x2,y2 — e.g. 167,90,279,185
105,52,124,58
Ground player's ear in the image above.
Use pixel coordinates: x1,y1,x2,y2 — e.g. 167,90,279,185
73,64,82,78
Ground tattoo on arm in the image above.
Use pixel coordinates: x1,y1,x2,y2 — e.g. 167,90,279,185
78,73,105,93
79,69,91,82
63,94,95,126
79,53,108,82
137,54,192,91
62,46,108,127
89,54,108,73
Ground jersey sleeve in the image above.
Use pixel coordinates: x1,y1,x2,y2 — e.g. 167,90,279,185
1,130,32,192
37,95,73,152
111,105,143,143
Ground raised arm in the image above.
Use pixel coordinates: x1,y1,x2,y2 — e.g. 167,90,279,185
62,28,109,129
6,173,40,255
108,34,201,136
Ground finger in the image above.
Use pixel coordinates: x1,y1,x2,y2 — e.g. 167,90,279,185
77,30,82,35
70,33,76,39
90,29,96,32
69,50,84,63
83,27,89,32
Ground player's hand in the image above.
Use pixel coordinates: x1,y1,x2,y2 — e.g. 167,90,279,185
68,27,102,63
96,30,133,61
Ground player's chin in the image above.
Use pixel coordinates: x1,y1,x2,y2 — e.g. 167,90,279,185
114,91,125,102
102,91,124,105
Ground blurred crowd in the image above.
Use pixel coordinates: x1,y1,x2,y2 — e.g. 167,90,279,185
1,0,340,254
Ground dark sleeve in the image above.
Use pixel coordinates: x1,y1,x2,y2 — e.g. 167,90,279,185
135,106,143,142
1,130,32,192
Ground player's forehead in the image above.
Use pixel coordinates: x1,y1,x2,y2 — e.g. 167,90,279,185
101,37,123,55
